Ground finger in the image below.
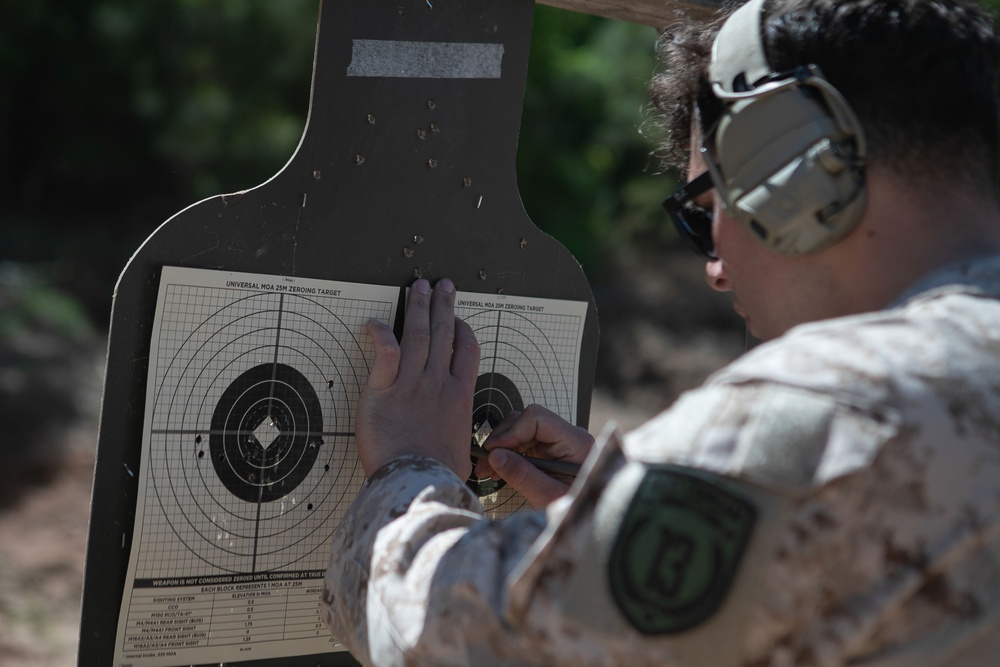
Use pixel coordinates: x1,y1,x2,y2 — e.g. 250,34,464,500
426,279,457,372
517,404,577,444
473,456,495,480
482,410,523,451
472,442,500,478
398,279,432,378
504,404,592,452
488,449,568,508
364,319,400,390
484,405,559,452
450,318,480,386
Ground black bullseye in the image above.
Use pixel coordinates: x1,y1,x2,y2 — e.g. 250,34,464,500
468,372,524,497
210,363,324,503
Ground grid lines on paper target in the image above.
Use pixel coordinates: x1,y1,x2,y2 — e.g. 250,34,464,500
457,302,585,518
138,279,391,578
460,307,581,422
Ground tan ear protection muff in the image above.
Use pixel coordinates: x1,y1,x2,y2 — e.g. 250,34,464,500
705,0,868,256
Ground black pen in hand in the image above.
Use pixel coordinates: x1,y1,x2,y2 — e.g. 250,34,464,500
470,444,581,478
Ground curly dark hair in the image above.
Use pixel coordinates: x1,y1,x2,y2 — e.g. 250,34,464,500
650,0,1000,197
648,12,723,173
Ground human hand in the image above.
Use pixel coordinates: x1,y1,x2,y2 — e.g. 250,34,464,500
356,278,480,479
474,405,595,507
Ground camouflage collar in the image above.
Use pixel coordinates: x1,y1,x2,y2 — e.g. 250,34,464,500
891,254,1000,307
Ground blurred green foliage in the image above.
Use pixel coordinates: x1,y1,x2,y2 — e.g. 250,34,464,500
0,264,94,343
518,9,669,276
85,1,316,197
2,0,317,202
3,0,1000,328
1,0,324,326
0,0,670,327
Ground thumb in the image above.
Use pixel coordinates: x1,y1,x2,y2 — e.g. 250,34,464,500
488,449,569,508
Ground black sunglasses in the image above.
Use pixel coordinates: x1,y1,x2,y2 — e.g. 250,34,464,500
661,170,718,261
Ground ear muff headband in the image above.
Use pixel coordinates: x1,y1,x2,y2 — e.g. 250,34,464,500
706,0,868,256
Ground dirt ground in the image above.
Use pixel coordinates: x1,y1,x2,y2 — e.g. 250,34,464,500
0,248,744,666
0,431,98,666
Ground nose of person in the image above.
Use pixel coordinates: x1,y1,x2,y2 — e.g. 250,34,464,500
705,259,730,292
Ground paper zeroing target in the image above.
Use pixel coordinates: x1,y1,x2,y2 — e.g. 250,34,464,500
136,270,398,578
455,299,586,516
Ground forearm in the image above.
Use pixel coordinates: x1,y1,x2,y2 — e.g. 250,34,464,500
320,434,688,667
322,456,549,666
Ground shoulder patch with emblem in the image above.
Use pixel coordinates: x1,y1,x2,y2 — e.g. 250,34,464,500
608,465,756,635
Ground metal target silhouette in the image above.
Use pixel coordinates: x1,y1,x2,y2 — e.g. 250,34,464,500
78,1,599,666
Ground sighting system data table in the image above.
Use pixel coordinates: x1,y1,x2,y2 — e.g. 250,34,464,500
114,266,587,666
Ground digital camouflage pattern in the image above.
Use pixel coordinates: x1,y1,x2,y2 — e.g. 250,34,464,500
323,257,1000,666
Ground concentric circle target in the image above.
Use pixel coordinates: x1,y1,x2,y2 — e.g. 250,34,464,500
467,372,524,496
209,363,324,503
457,306,579,515
139,281,393,577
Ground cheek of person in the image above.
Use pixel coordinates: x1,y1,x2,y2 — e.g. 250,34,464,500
707,205,825,341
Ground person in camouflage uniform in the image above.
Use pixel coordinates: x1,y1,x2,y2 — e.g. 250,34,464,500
323,0,1000,664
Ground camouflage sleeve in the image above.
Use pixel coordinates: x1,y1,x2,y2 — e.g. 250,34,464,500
625,371,1000,666
322,273,1000,666
321,409,806,667
321,454,553,666
325,368,1000,667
